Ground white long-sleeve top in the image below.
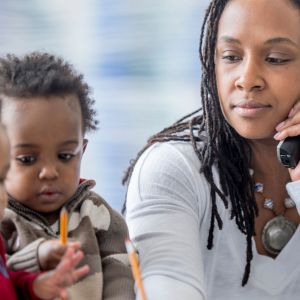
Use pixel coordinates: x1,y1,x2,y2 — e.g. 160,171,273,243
126,141,300,300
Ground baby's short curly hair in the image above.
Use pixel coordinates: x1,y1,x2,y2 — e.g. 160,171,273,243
0,52,98,133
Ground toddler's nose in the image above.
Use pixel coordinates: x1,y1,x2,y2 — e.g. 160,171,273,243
38,164,59,180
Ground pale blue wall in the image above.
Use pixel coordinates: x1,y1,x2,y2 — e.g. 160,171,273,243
0,0,209,211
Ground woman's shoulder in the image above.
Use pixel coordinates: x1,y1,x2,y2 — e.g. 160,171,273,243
138,140,203,172
127,140,212,216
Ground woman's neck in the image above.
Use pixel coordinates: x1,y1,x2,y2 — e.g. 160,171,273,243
247,138,290,182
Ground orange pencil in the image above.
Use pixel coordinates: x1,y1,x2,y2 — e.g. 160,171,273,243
60,207,68,245
60,207,68,300
125,239,148,300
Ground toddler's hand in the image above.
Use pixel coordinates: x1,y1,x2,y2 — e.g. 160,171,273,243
33,245,90,299
38,240,80,270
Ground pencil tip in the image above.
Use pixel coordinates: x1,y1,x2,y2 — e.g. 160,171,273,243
125,238,134,253
61,207,67,213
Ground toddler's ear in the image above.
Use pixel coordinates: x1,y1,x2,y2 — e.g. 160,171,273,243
83,139,88,154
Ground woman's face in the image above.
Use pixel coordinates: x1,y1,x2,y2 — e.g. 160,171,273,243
215,0,300,140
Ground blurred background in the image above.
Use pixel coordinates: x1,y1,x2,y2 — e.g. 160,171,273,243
0,0,208,211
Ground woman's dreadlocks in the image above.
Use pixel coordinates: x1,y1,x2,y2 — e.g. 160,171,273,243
121,0,300,286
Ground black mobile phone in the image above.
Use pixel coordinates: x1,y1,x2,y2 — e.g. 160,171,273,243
277,136,300,168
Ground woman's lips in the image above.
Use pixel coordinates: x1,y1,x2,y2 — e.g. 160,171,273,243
233,100,271,117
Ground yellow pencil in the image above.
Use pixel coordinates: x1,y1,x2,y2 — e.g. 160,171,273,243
125,239,148,300
60,207,68,245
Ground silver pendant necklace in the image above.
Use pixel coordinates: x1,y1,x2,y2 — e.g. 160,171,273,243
255,183,297,256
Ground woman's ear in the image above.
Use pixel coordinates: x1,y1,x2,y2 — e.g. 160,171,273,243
83,138,88,154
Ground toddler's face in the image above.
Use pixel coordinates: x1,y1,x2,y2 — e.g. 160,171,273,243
0,126,10,219
1,95,86,224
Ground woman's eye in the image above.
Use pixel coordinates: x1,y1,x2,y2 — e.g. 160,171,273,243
221,55,241,63
266,57,290,64
58,153,74,161
16,156,36,165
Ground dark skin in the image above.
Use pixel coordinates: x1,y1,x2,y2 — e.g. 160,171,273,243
215,0,300,257
249,139,300,256
0,125,89,299
1,94,87,269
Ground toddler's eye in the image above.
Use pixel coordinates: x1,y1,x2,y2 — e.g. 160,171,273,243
16,156,36,165
58,153,74,161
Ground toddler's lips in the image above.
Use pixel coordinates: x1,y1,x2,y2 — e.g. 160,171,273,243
38,192,61,203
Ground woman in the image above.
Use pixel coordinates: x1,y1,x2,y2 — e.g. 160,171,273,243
124,0,300,299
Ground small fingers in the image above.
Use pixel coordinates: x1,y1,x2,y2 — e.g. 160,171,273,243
68,250,84,269
61,265,90,287
55,248,85,277
67,241,81,251
73,265,90,281
59,288,68,299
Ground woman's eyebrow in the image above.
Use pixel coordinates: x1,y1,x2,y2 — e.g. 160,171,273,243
264,37,298,47
218,36,298,48
218,36,241,45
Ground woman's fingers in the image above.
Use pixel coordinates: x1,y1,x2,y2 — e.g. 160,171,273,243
276,113,300,132
276,100,300,133
274,123,300,140
288,100,300,118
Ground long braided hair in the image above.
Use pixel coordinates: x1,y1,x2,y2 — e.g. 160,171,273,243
123,0,300,286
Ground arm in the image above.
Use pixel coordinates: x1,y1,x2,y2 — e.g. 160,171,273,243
286,180,300,215
9,270,40,300
126,142,207,300
0,216,46,272
1,214,69,273
95,198,135,300
0,234,40,300
10,245,89,300
7,238,45,272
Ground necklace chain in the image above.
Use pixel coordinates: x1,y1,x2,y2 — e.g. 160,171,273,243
254,182,296,215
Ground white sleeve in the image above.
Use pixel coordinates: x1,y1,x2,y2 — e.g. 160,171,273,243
126,142,207,300
286,180,300,215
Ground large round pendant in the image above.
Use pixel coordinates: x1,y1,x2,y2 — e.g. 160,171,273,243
262,215,297,256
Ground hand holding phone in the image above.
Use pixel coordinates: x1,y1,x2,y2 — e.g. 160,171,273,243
277,136,300,168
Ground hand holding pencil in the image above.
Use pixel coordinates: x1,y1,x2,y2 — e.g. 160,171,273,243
37,207,71,270
33,207,90,299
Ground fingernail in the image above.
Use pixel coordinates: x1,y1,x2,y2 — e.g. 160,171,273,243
274,132,282,139
276,121,285,130
288,108,295,117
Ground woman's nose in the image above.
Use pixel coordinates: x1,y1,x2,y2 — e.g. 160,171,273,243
235,57,265,92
